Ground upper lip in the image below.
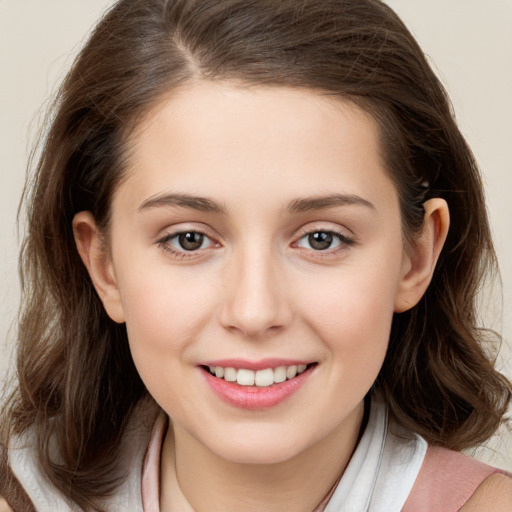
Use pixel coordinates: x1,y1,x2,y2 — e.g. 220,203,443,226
200,358,314,371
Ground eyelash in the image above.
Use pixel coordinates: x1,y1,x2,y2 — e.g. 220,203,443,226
156,228,355,259
156,230,218,259
294,229,355,255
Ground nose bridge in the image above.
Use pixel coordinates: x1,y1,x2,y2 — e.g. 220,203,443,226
221,239,290,337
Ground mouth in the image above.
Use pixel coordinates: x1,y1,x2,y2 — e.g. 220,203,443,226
202,363,314,387
199,361,317,409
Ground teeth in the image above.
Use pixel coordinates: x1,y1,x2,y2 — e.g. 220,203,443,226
255,368,274,387
286,365,298,379
224,367,237,382
207,364,310,387
274,366,287,383
237,369,255,386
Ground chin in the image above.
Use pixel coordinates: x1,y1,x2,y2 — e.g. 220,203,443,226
206,429,313,465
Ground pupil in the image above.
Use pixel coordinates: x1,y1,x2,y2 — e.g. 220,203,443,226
309,232,333,250
179,232,204,251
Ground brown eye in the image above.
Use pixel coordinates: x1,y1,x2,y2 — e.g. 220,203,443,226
178,232,205,251
308,232,333,250
296,230,353,252
157,229,217,258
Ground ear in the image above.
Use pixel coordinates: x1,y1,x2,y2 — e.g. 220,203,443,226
73,211,126,323
394,198,450,313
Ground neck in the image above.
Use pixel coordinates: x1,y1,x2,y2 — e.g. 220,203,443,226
160,402,365,512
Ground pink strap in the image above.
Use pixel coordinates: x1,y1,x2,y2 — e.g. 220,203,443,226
403,446,506,512
141,412,168,512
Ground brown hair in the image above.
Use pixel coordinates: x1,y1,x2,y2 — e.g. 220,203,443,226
2,0,510,509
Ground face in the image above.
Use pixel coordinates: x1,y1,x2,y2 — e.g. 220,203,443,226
87,83,414,464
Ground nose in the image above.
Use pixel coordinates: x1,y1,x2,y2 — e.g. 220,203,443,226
219,245,292,339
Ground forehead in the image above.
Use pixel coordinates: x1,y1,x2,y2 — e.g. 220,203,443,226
117,81,396,214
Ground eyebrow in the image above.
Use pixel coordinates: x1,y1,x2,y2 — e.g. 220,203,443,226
287,194,375,213
138,192,374,215
138,193,227,214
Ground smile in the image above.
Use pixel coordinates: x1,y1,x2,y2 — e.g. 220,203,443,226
206,364,309,387
200,361,316,410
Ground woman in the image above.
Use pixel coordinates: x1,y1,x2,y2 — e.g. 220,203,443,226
1,1,511,510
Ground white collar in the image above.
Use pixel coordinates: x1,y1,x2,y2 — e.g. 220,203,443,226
325,398,427,512
9,398,425,512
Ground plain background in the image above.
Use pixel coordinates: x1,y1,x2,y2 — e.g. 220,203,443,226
1,1,511,470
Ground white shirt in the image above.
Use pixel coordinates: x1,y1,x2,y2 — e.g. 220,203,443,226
9,398,427,511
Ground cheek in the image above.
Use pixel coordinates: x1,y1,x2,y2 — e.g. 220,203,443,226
298,248,403,365
115,264,217,369
116,268,219,413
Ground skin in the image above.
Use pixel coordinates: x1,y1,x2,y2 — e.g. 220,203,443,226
73,82,454,511
2,82,508,512
461,474,512,511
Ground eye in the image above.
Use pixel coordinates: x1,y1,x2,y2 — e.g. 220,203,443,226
173,232,208,251
296,230,352,251
158,230,216,255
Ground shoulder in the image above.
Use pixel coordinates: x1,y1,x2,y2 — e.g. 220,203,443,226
460,473,512,512
403,445,509,512
0,497,13,512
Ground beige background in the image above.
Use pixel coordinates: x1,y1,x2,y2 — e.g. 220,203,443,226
1,1,511,469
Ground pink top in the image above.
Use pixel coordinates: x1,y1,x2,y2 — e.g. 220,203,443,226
403,445,507,512
141,412,167,512
140,412,507,512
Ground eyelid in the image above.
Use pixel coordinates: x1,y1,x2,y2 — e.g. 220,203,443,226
291,224,356,254
294,223,355,242
156,225,221,259
156,222,219,242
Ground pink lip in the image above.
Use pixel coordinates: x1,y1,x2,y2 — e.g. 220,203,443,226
201,358,311,371
199,364,315,410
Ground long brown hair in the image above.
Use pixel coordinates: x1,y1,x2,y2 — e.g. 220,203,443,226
2,0,510,509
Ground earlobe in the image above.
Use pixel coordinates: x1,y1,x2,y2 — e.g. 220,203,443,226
394,198,450,313
73,211,126,323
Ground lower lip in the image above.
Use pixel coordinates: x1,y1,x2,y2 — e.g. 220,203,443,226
200,366,314,410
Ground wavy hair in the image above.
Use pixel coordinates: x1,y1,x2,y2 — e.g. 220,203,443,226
1,0,510,509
